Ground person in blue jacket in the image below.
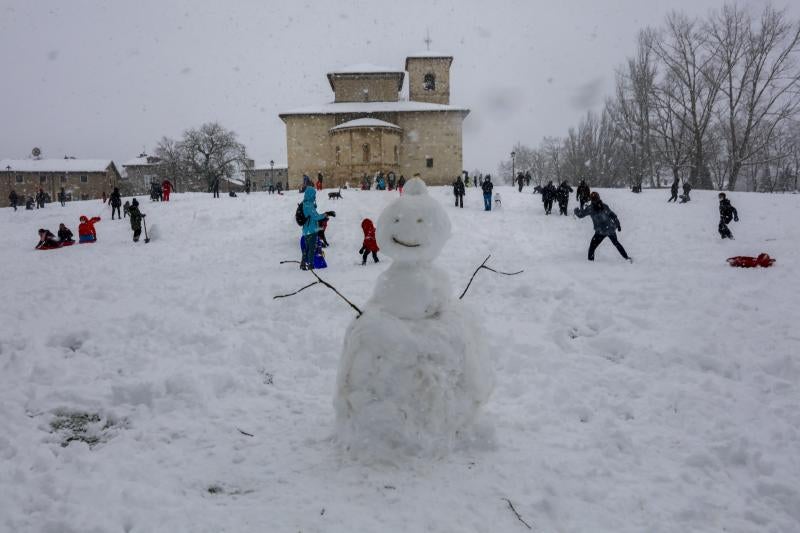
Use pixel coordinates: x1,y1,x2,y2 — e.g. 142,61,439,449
301,188,335,270
574,191,631,262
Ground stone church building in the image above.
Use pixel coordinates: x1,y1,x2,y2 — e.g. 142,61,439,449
279,54,469,188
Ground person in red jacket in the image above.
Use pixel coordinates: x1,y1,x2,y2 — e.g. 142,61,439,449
78,215,101,243
359,218,380,265
162,179,172,202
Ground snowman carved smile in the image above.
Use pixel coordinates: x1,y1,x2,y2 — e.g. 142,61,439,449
391,236,420,247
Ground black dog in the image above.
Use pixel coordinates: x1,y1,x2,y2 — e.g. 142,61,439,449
328,190,342,200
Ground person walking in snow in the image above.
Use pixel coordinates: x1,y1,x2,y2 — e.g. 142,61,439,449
359,218,380,265
576,180,590,208
109,187,122,220
58,187,66,206
542,180,556,215
58,223,74,244
78,215,101,243
556,180,573,215
300,187,335,270
162,179,172,202
8,190,18,211
525,171,532,187
717,193,739,239
668,177,680,202
516,172,525,192
481,174,494,211
128,198,145,242
397,174,406,194
574,192,631,262
453,175,465,208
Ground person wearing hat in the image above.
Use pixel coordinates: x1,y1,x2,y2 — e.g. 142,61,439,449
128,198,146,242
481,174,494,211
574,191,631,262
717,192,739,239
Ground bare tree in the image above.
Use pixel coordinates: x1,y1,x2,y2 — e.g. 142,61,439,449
709,3,800,190
181,123,249,191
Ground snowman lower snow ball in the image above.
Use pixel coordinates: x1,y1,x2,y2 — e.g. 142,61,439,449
334,178,494,457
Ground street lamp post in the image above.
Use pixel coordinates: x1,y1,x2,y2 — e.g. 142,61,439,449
511,151,516,185
269,159,275,190
5,166,11,203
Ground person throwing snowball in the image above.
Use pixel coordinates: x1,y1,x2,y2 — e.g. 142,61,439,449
574,191,632,262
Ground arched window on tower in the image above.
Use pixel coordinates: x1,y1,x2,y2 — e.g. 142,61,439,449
393,145,399,163
335,146,341,165
362,143,370,163
424,73,436,91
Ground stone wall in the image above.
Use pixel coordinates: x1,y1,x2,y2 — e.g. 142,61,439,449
333,77,400,103
406,58,452,105
284,114,336,189
396,111,463,185
2,168,119,207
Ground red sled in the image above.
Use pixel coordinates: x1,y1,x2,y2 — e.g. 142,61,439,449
727,253,775,268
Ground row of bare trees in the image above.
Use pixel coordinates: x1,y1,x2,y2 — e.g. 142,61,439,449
154,122,249,192
500,3,800,192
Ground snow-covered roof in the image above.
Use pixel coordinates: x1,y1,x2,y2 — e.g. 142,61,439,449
281,100,469,117
330,118,402,133
406,52,452,59
123,156,162,167
0,158,115,173
328,63,404,75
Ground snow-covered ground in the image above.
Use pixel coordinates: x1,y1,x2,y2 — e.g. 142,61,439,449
1,186,798,533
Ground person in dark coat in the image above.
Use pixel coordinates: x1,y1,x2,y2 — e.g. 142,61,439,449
397,174,406,194
36,188,46,209
680,181,692,203
481,175,494,211
516,172,525,192
36,229,60,250
525,171,532,187
576,180,590,208
668,177,680,202
717,193,739,239
58,187,66,206
57,223,74,243
556,181,573,215
8,190,18,211
123,200,131,218
542,181,556,215
129,198,145,242
574,192,631,262
359,218,380,265
109,187,122,220
453,176,466,208
26,196,35,210
211,177,220,198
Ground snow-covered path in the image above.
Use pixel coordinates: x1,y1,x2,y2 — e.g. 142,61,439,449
1,187,798,532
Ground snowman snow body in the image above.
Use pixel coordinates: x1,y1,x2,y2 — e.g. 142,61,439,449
335,178,494,456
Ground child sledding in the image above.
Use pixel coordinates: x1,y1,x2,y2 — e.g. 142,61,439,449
78,215,101,243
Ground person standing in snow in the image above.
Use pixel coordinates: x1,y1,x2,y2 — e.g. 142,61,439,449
359,218,380,265
668,177,680,203
481,174,494,211
58,187,66,207
162,179,172,201
318,216,330,248
542,180,556,215
717,193,739,239
576,180,590,208
453,175,465,208
525,171,532,187
36,188,46,209
516,172,525,192
211,177,220,198
300,187,335,270
387,172,396,191
8,190,18,211
128,198,145,242
556,180,573,215
574,192,631,262
316,172,324,191
397,174,406,194
680,181,692,203
109,187,122,220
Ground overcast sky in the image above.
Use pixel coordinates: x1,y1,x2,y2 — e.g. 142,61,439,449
1,0,795,171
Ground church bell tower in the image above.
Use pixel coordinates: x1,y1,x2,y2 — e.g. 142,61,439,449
405,54,453,105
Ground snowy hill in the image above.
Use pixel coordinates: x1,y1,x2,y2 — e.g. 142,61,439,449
1,187,799,532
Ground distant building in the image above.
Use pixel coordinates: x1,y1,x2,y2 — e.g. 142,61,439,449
121,153,164,196
279,53,470,189
243,162,288,191
1,158,120,207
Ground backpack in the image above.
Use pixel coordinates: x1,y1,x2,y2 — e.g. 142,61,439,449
295,202,308,226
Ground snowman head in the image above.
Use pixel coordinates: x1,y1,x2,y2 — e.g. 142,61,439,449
376,178,451,263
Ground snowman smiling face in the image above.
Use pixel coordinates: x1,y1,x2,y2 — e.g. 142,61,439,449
377,178,451,263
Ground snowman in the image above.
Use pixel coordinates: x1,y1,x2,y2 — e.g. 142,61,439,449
334,178,494,457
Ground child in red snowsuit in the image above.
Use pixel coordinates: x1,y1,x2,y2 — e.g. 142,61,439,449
78,215,101,243
162,180,172,202
359,218,379,265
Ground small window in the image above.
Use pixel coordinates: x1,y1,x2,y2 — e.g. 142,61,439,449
40,175,47,183
424,73,436,91
60,175,67,183
81,194,89,201
80,175,88,183
335,146,341,165
362,88,369,102
16,175,23,183
426,157,434,168
362,144,370,163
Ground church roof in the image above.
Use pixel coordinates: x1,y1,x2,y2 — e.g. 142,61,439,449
406,52,452,59
330,118,402,133
280,100,469,118
0,158,116,173
327,64,405,91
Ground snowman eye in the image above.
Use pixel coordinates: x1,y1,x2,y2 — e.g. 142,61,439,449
417,218,423,223
394,217,400,223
